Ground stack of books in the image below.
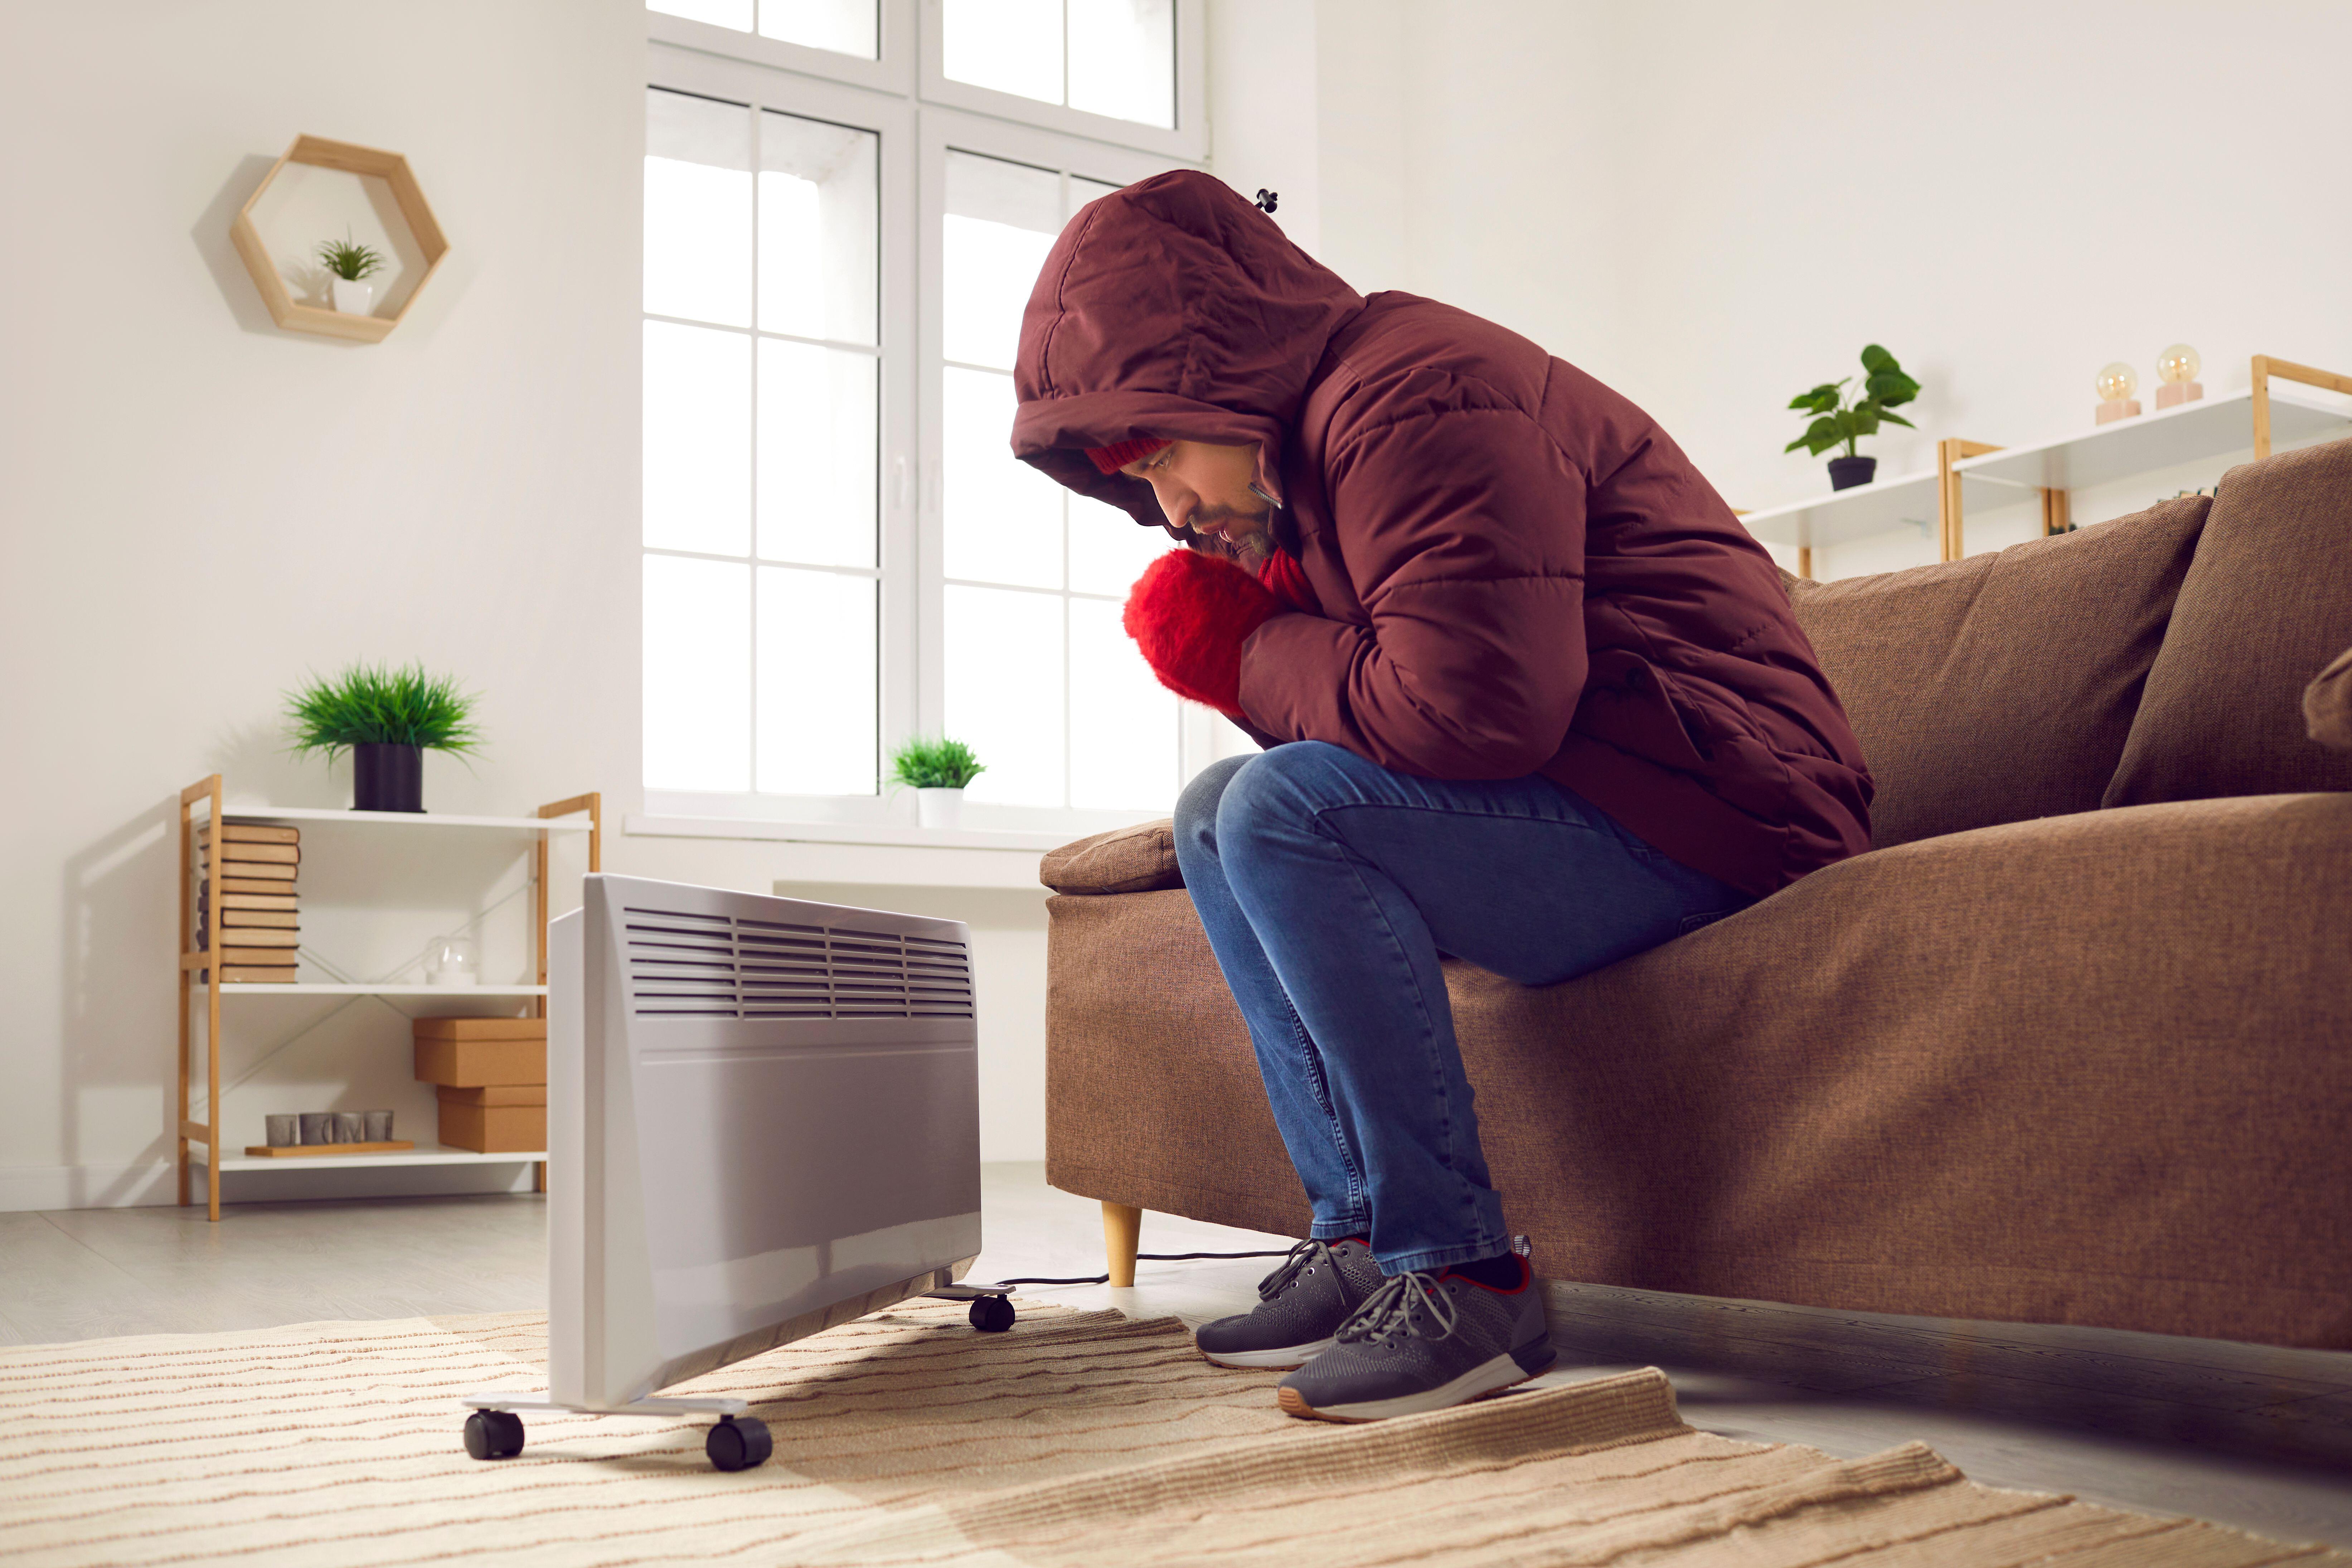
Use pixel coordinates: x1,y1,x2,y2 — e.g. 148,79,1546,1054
197,821,300,983
414,1017,548,1152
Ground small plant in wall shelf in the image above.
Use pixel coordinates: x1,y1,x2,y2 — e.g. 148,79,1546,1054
1785,344,1921,491
314,229,387,317
890,736,985,831
285,662,481,814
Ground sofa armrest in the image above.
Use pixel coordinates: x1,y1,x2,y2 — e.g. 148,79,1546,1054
1039,817,1183,894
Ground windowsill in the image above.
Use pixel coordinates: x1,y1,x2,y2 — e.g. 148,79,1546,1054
625,814,1079,852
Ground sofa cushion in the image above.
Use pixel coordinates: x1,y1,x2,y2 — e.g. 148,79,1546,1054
1788,496,2206,847
1039,817,1182,894
2106,440,2352,805
2308,644,2352,751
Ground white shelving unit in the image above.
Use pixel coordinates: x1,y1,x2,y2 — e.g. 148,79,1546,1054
174,777,601,1219
1741,355,2352,576
191,1141,538,1174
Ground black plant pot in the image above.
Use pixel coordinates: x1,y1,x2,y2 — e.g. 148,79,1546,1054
1827,455,1878,491
353,743,425,813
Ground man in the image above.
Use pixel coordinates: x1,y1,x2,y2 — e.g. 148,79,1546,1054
1012,172,1872,1423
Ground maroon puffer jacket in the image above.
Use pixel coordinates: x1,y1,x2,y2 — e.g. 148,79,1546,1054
1013,171,1871,896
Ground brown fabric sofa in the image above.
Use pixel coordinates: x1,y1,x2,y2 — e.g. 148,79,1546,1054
1040,440,2352,1351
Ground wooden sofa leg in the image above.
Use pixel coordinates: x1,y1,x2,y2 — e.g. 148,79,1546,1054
1102,1201,1142,1287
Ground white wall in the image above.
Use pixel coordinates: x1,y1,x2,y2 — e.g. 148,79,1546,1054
0,2,1059,1211
1227,0,2352,579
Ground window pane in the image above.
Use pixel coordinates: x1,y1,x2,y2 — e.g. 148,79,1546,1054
759,111,877,344
650,0,751,30
1068,492,1175,596
757,0,876,58
757,340,876,568
757,567,877,794
1069,596,1177,809
943,151,1059,371
645,555,751,792
946,586,1065,806
1068,0,1175,128
944,367,1060,588
644,321,751,555
942,0,1062,106
645,89,750,327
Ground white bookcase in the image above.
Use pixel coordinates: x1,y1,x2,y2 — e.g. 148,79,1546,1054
174,777,600,1219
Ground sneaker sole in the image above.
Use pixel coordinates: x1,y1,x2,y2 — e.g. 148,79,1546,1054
1199,1335,1337,1370
1276,1341,1557,1423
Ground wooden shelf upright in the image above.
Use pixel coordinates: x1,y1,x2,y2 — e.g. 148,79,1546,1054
174,778,600,1220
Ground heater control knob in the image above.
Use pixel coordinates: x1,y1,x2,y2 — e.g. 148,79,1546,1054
969,1296,1017,1333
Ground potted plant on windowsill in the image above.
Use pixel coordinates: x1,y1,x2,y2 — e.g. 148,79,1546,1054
315,230,387,316
1785,344,1921,490
890,736,985,831
285,662,481,813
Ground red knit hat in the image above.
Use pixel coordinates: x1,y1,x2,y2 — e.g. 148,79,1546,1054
1087,437,1172,475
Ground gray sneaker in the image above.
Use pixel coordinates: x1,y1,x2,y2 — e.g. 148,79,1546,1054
1195,1238,1387,1369
1276,1259,1555,1421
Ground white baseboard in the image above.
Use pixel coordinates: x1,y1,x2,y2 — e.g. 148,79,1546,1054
0,1160,539,1213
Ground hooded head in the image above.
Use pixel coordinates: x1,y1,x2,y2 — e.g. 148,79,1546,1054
1010,170,1364,543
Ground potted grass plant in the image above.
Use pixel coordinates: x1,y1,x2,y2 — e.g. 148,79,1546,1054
890,736,985,830
285,662,481,813
1785,344,1922,490
315,230,387,316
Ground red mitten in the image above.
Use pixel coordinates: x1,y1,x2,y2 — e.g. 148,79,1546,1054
1122,549,1282,718
1257,548,1322,616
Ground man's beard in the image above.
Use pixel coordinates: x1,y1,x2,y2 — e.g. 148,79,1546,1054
1188,500,1275,562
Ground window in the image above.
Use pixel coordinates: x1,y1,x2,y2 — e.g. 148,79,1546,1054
649,0,881,60
941,0,1175,129
644,2,1226,834
937,150,1181,810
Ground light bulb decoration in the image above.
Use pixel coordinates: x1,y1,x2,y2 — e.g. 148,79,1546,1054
2095,361,2142,425
2155,343,2204,409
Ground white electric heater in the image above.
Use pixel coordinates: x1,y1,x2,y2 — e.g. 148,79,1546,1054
459,873,998,1471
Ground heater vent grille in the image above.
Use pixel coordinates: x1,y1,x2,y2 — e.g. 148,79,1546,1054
623,906,975,1020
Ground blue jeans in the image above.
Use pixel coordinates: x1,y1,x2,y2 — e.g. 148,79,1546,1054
1174,741,1750,1275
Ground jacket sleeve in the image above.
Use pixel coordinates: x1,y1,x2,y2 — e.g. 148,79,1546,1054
1237,394,1590,778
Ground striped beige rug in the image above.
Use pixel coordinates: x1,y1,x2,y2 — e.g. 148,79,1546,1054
0,1301,2339,1567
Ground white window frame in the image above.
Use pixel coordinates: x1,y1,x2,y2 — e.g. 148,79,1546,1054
917,0,1207,163
642,3,1225,839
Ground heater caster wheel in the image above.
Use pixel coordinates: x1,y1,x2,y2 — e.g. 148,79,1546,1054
707,1415,772,1472
463,1410,525,1461
969,1296,1016,1333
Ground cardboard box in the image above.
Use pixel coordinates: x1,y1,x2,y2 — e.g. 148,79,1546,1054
437,1098,546,1154
413,1022,546,1088
436,1084,547,1108
412,1017,547,1040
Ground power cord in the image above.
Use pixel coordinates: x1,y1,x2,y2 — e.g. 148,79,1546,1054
993,1248,1296,1287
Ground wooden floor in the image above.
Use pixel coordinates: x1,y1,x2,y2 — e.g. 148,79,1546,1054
7,1163,2348,1549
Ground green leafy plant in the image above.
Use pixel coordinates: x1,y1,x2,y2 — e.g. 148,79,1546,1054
1785,344,1921,459
889,735,985,790
285,663,481,760
314,230,387,282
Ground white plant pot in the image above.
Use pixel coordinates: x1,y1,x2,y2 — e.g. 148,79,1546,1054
331,277,375,315
915,787,965,830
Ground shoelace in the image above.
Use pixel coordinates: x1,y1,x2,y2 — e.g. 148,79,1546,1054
1336,1270,1458,1345
1255,1238,1344,1302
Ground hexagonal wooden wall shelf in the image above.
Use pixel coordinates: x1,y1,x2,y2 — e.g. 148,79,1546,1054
230,135,449,344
